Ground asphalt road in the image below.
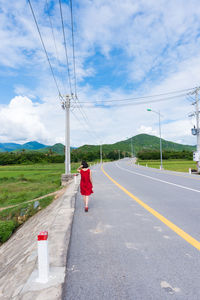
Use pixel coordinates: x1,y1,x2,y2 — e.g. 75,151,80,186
63,159,200,300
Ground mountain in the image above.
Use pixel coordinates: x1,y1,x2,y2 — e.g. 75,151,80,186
22,141,47,150
0,134,195,155
0,141,47,152
0,143,22,152
37,143,65,155
75,134,196,154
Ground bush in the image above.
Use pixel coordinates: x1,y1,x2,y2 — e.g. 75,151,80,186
0,220,15,243
137,150,193,160
0,196,54,244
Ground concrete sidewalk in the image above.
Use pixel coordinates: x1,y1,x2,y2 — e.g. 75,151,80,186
0,177,79,300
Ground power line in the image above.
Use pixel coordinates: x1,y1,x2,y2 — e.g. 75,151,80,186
78,92,190,108
59,0,73,95
28,0,62,96
45,0,67,95
71,110,99,141
73,99,98,138
69,0,78,97
78,87,196,104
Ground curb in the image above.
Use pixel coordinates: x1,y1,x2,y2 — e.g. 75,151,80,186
0,177,80,300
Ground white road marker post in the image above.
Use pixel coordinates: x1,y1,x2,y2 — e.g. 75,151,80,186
37,231,49,283
189,168,191,174
74,174,77,184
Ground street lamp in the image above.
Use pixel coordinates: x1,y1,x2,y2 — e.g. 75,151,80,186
147,108,163,169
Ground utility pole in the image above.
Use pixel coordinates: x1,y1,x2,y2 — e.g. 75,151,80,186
131,137,134,157
190,88,200,173
158,110,163,169
100,144,103,164
147,109,163,169
127,136,134,158
61,95,71,175
195,89,200,172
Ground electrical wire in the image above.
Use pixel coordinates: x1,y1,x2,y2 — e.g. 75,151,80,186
59,0,73,95
28,0,62,96
69,0,77,97
73,99,98,138
78,92,190,109
78,87,196,104
45,0,67,95
68,0,92,127
71,110,99,141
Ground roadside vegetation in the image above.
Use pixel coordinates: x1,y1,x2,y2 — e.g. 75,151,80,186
0,162,81,245
0,148,196,244
0,160,105,245
137,159,197,172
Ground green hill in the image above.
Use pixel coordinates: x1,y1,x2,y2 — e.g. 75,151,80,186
0,141,47,152
2,134,195,156
37,143,65,155
76,134,195,155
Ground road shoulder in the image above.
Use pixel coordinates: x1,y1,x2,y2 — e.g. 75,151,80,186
0,177,79,300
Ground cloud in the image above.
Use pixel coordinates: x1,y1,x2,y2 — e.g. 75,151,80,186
0,0,200,147
137,126,156,136
0,96,51,144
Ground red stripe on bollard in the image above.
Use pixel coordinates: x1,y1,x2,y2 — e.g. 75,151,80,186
38,231,48,241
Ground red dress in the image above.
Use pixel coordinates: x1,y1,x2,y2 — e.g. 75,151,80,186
80,169,93,196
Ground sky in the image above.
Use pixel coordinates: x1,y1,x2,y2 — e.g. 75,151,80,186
0,0,200,147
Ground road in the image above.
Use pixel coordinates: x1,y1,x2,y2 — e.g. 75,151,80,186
63,159,200,300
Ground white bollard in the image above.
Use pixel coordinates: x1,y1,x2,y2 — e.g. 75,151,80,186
74,174,77,184
37,231,49,283
189,168,191,174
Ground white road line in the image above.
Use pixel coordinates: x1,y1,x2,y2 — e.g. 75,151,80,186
115,163,200,194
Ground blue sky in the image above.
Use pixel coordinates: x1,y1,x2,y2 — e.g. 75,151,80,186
0,0,200,146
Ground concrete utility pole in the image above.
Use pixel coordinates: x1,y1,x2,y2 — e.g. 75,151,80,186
131,137,134,157
158,111,163,169
191,88,200,172
147,109,163,169
61,95,71,175
100,144,103,164
196,89,200,172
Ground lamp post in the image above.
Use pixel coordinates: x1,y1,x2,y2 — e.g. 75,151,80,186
147,108,163,169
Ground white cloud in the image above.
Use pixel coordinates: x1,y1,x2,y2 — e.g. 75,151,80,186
0,96,52,144
137,126,156,136
0,0,200,147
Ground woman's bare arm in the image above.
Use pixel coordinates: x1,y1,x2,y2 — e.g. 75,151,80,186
90,170,93,185
77,165,83,173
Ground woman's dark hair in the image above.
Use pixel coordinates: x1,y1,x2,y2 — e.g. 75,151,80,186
82,161,88,168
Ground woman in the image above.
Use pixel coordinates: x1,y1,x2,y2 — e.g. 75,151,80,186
77,161,93,212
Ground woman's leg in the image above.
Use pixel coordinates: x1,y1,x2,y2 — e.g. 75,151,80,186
85,196,89,208
83,195,86,206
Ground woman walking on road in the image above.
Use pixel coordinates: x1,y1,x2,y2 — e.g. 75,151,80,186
77,161,93,212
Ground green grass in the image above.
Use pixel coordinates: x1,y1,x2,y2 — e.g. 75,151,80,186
0,163,81,208
137,159,197,172
0,161,94,244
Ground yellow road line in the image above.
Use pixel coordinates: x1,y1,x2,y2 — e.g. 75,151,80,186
101,164,200,251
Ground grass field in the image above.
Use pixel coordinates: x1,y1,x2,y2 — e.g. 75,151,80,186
137,159,197,172
0,163,81,208
0,161,97,244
